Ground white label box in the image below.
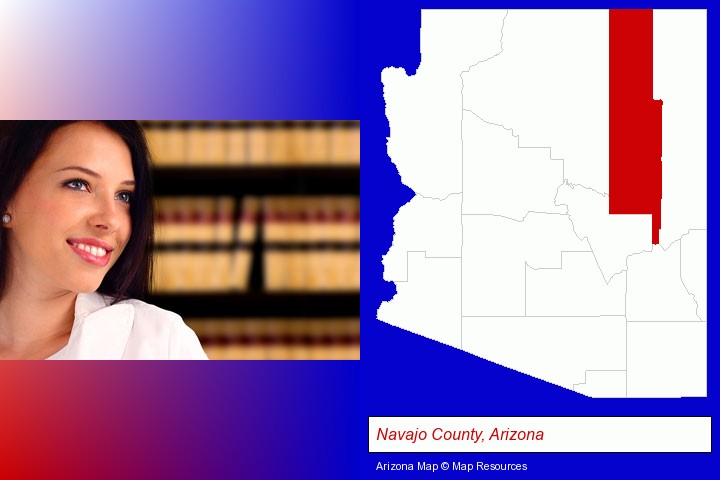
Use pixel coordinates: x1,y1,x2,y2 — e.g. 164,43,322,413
369,416,711,453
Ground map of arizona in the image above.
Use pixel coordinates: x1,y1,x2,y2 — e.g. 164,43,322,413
378,9,707,398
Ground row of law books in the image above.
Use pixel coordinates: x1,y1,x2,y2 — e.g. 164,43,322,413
185,318,360,360
152,196,360,292
142,121,360,166
154,196,360,244
152,249,359,292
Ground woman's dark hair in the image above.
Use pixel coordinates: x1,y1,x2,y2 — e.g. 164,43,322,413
0,121,154,302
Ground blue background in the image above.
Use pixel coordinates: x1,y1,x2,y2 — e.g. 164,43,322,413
0,0,715,478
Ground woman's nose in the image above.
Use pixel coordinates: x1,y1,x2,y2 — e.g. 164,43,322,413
88,194,122,232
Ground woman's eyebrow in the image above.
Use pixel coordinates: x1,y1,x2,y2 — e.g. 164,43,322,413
55,165,99,177
55,165,135,186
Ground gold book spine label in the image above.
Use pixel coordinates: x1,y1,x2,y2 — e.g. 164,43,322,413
227,126,248,165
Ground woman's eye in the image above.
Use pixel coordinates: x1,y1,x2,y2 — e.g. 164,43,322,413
64,179,89,191
116,191,133,204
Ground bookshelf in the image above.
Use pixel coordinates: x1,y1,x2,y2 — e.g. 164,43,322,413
142,121,360,360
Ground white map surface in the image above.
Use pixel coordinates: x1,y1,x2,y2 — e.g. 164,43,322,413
378,9,707,398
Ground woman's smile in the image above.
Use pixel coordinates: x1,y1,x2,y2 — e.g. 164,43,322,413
67,237,115,267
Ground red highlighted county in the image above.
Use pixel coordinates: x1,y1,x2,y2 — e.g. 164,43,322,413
609,9,663,244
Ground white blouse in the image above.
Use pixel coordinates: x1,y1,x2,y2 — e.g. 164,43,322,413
47,292,208,360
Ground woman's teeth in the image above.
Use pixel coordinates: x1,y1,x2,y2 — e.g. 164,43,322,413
72,242,107,257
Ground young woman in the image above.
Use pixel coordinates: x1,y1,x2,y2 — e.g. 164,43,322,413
0,121,207,359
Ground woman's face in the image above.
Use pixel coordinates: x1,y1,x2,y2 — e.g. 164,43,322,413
4,122,134,295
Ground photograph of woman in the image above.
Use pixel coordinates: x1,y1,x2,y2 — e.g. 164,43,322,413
0,121,208,359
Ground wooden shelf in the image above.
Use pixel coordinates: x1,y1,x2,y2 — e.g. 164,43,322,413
147,292,360,318
153,241,360,252
153,166,359,196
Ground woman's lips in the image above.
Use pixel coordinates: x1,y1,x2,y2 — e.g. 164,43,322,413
67,240,112,267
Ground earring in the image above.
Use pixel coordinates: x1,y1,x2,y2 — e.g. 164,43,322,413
2,214,10,224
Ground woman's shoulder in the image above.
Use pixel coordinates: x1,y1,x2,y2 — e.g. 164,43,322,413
115,296,183,324
85,293,208,360
88,293,183,331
